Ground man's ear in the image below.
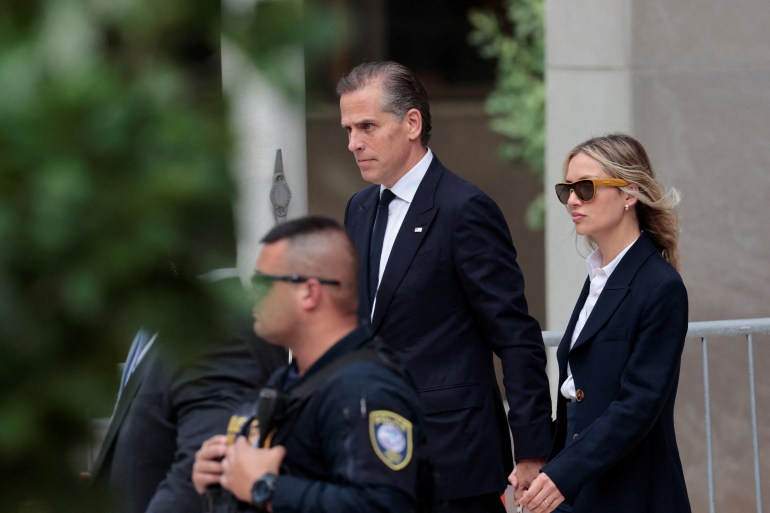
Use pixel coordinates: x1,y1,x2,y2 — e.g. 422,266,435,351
405,108,422,142
300,279,323,310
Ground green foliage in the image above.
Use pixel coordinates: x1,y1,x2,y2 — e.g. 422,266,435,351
0,1,233,510
468,0,545,230
0,1,339,511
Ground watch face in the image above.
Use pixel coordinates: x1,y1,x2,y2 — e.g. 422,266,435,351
251,472,278,507
252,481,266,501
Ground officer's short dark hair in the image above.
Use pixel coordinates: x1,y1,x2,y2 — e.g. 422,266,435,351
260,216,345,244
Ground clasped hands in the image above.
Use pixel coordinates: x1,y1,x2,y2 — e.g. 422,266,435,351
509,458,565,513
192,435,285,503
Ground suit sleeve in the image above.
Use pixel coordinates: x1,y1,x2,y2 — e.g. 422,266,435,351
452,192,553,459
542,276,688,501
145,332,286,512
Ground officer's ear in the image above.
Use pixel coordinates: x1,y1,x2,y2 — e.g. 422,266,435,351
299,278,324,311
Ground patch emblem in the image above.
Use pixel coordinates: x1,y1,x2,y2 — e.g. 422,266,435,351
369,410,413,471
225,414,259,445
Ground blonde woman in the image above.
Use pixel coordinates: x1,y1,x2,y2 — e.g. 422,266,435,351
518,134,691,513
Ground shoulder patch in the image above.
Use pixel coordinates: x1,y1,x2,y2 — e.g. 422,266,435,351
369,410,413,471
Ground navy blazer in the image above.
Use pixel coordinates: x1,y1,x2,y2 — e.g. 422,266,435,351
542,233,691,513
92,321,286,513
344,155,552,500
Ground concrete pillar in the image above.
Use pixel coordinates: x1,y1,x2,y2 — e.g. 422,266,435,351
222,0,308,281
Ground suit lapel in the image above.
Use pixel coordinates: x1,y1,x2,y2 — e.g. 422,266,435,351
570,286,629,351
347,187,380,314
570,233,658,352
92,348,153,475
557,279,589,368
371,160,443,331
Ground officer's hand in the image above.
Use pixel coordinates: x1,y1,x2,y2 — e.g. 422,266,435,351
192,435,228,494
221,436,286,503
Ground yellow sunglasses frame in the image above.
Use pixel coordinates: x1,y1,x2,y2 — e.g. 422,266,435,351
554,178,629,204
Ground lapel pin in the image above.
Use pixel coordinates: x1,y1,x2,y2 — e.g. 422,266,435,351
414,227,423,233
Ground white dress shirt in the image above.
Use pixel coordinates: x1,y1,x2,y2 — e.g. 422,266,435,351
560,236,639,399
371,149,433,316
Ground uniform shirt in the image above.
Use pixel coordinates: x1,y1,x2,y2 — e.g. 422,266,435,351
268,325,424,513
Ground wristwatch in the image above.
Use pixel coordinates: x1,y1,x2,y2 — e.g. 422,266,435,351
251,472,278,512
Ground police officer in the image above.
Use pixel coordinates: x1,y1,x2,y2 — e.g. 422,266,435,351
192,216,425,513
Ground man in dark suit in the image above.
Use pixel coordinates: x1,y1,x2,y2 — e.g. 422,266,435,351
338,61,553,512
91,284,287,513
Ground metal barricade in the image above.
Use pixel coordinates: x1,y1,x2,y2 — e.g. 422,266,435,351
689,318,770,513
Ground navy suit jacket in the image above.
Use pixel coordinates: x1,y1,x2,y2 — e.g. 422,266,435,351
92,321,286,513
344,155,553,500
542,233,691,513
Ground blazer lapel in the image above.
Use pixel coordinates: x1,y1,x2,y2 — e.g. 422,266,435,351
570,286,630,351
570,233,658,352
371,160,443,331
557,279,590,367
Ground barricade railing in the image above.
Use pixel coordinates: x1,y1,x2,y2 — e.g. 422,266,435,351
541,317,770,513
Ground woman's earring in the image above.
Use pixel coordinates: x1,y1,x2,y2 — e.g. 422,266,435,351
624,204,629,211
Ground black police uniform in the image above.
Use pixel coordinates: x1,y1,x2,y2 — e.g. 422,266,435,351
266,325,424,513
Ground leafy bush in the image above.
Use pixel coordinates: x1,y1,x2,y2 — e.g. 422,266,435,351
468,0,545,230
0,1,338,510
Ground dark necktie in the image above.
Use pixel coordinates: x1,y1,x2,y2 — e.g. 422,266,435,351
369,189,396,307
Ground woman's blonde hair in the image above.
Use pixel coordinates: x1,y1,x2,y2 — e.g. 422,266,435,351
564,133,682,270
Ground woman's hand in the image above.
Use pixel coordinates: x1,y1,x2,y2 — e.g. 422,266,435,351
519,472,565,513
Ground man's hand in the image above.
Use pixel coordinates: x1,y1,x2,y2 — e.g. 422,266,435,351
220,437,286,503
192,435,228,494
508,457,546,504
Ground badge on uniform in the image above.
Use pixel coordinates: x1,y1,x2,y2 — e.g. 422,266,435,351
369,410,413,471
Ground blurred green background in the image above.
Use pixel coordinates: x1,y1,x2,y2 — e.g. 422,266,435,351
0,1,231,510
0,1,337,510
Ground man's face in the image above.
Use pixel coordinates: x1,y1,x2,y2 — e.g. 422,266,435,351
340,82,416,188
251,241,296,347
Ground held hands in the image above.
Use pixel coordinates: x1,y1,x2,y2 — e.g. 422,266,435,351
514,471,565,513
220,437,286,503
509,458,545,504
